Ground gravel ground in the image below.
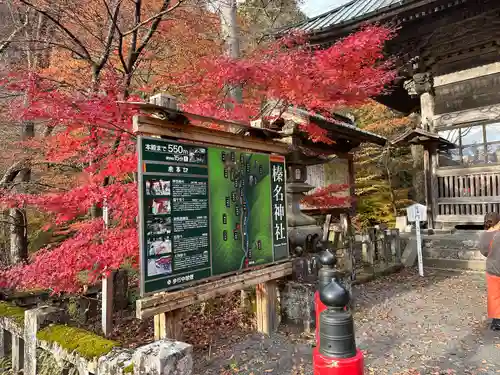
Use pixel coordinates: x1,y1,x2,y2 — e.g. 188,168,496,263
193,269,500,375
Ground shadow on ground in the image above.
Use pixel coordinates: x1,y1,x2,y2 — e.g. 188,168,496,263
351,268,458,312
193,268,499,375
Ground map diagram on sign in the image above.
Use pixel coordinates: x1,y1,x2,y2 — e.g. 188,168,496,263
209,148,274,275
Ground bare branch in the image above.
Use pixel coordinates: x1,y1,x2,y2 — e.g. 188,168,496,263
125,0,141,73
32,161,82,171
0,8,30,55
0,38,89,60
116,34,128,74
102,0,128,74
135,0,179,63
7,181,68,192
18,0,93,62
94,0,123,78
122,0,183,37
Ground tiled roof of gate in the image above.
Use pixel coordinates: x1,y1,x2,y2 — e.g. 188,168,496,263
286,0,413,33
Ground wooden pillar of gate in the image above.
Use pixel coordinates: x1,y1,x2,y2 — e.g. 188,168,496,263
416,73,438,230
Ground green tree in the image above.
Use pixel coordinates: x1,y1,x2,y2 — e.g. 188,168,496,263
238,0,306,51
343,101,417,228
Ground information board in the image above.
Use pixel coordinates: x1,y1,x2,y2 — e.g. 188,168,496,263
302,160,350,210
138,136,288,295
434,72,500,114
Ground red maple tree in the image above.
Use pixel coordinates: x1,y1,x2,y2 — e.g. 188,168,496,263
0,72,139,292
0,23,396,293
176,26,396,122
301,184,351,211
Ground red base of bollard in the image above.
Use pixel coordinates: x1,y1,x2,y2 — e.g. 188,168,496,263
313,348,364,375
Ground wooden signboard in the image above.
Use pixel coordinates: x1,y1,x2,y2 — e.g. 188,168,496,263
434,72,500,115
130,100,293,340
302,159,350,210
138,136,289,296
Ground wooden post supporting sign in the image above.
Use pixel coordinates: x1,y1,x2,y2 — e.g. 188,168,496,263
101,201,114,337
256,280,278,335
154,310,183,341
101,272,114,337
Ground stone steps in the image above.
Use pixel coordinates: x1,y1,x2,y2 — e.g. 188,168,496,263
422,247,484,261
423,258,486,272
401,232,487,271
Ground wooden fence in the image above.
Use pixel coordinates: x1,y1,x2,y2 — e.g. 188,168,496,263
436,168,500,223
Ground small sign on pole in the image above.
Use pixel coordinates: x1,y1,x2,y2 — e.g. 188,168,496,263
406,203,427,277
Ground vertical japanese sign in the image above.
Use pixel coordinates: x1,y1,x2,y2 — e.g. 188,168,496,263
138,136,288,296
270,156,288,261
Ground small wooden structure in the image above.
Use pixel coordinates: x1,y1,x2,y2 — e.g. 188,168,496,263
282,0,500,228
254,102,387,219
253,103,388,299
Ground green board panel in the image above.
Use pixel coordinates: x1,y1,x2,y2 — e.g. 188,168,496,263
208,148,273,275
138,136,288,296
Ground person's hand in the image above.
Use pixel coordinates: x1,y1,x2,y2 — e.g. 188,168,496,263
488,222,500,231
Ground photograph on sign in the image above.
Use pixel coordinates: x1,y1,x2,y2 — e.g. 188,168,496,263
146,179,171,196
148,235,172,256
138,136,289,295
147,256,173,276
149,198,171,215
146,217,171,236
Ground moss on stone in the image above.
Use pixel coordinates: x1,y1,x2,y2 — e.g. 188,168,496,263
8,289,48,299
123,364,134,373
37,324,118,361
0,302,26,326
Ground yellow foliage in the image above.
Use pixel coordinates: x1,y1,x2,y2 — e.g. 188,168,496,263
345,100,416,228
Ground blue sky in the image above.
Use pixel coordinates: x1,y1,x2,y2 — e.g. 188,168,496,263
300,0,352,18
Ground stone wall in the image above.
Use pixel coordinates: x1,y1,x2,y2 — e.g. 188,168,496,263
402,232,487,271
0,303,193,375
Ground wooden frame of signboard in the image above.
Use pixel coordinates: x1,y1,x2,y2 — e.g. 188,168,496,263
132,104,292,340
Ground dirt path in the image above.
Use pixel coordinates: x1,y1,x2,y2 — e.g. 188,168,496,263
193,269,499,375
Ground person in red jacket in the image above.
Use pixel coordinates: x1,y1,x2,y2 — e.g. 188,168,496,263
479,212,500,331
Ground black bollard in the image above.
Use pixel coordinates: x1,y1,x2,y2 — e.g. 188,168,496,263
318,273,356,359
313,245,364,375
315,246,337,342
317,247,337,291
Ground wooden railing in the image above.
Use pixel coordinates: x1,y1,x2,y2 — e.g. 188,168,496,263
436,167,500,222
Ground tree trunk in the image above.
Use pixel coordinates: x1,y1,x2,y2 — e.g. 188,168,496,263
9,208,27,264
219,0,242,131
1,210,9,265
8,11,56,264
9,118,33,265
